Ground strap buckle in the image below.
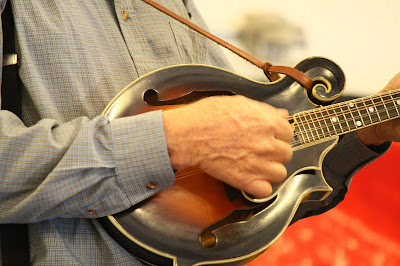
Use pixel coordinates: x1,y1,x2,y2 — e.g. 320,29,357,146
3,53,18,66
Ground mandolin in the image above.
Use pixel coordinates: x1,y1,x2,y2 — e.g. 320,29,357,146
98,57,399,265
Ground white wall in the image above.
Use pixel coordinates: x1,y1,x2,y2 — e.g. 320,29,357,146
193,0,400,96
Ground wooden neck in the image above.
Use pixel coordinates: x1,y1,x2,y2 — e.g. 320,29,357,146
291,89,400,148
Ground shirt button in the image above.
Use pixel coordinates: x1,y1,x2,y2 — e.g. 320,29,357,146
121,11,129,21
146,182,158,189
87,209,96,215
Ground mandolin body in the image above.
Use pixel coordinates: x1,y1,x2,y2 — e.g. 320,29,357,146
99,57,346,265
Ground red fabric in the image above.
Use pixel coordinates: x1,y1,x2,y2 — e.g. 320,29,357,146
250,142,400,265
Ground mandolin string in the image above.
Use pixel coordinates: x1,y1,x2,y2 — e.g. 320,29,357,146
174,169,204,180
294,90,400,127
290,103,400,147
291,90,400,129
174,92,400,179
291,103,400,147
298,98,400,130
290,92,400,147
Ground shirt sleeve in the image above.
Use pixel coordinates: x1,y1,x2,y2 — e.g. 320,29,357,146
291,132,390,223
0,110,175,223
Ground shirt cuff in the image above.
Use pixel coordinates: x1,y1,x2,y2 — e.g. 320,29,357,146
109,110,175,206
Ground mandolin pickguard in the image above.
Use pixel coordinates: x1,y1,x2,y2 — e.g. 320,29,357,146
98,57,346,265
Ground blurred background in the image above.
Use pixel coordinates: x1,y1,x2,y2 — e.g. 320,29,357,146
193,0,400,97
192,1,400,265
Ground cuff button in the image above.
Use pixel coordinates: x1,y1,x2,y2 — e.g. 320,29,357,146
146,182,158,189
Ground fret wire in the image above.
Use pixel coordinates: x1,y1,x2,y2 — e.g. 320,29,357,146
302,113,314,143
290,90,400,147
313,108,326,140
378,94,391,120
338,103,351,132
332,108,344,133
380,94,390,118
304,111,317,142
308,112,317,141
351,98,364,129
390,91,400,116
319,108,332,138
343,102,357,130
291,119,315,147
360,97,373,126
313,108,330,139
295,94,391,127
364,96,380,124
298,113,311,144
290,114,304,147
294,120,306,146
291,127,303,148
291,104,400,147
352,100,364,129
383,92,398,119
326,105,340,135
371,94,385,122
302,111,314,141
294,103,400,129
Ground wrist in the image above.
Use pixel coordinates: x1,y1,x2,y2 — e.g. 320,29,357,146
162,108,194,169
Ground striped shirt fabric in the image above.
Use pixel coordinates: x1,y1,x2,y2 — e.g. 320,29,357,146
0,0,388,265
0,0,230,264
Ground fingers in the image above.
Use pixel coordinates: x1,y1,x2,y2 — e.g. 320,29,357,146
248,138,293,163
357,73,400,145
257,160,288,183
163,94,294,198
241,179,273,199
376,122,400,143
382,72,400,92
273,117,294,142
229,161,287,199
250,101,293,142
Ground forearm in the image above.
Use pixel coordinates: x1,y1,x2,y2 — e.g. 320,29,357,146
0,110,174,223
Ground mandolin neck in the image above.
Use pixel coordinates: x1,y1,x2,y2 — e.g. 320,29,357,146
291,89,400,148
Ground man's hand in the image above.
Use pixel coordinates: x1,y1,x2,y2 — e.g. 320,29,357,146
162,95,293,199
356,73,400,146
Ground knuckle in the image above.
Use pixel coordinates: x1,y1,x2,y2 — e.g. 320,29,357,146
267,163,287,183
283,145,293,161
276,164,288,180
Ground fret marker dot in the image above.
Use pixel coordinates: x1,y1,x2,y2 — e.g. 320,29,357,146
397,100,400,105
368,107,375,113
356,121,362,127
331,117,338,123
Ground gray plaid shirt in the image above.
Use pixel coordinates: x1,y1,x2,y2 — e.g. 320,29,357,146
0,0,388,265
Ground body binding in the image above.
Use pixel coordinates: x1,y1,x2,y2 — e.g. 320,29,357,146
99,57,346,265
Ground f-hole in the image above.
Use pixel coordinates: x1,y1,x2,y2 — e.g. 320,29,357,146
200,197,277,248
143,89,235,106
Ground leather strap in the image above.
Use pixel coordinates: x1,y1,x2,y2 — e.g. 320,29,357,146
1,1,31,265
1,0,21,117
264,63,314,90
0,224,31,266
141,0,314,90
